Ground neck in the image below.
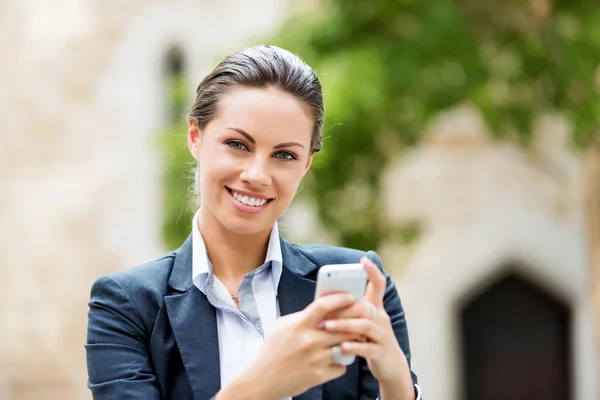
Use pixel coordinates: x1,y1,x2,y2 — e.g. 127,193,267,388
198,208,272,281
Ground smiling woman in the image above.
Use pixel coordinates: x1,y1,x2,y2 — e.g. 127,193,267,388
85,45,421,400
189,85,314,237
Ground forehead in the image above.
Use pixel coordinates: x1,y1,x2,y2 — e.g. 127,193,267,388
211,86,313,144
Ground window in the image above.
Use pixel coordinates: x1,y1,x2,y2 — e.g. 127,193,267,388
160,46,195,249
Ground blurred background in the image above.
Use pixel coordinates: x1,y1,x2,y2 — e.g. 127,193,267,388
1,0,599,399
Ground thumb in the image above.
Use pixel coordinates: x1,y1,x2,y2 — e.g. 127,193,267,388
362,256,386,308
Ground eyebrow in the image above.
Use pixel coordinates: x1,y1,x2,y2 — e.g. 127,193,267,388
226,127,305,150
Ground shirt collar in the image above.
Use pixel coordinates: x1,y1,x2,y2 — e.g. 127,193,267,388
191,210,283,293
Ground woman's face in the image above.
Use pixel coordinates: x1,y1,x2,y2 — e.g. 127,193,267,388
188,86,314,236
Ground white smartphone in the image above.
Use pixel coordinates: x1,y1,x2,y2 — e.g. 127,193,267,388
314,263,368,366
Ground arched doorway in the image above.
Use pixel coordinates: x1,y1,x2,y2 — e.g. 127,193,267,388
460,273,571,400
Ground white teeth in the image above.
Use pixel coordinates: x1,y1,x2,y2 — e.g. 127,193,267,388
231,190,268,207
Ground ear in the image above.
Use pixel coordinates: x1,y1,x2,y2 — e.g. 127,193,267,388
302,154,313,177
187,119,202,161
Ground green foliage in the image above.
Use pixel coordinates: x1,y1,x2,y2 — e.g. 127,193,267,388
268,0,600,250
158,74,196,250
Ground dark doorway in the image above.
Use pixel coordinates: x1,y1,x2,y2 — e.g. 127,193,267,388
460,273,571,400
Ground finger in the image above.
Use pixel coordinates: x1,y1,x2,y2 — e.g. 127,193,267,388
318,329,367,344
309,349,348,383
362,256,386,308
311,330,363,348
318,363,347,384
322,318,387,343
323,300,371,321
304,293,356,326
340,341,382,360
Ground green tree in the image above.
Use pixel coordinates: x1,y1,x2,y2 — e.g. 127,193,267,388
269,2,600,368
157,0,600,375
158,51,196,250
159,1,600,252
268,0,599,251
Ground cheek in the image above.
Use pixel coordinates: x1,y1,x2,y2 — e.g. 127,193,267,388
198,147,235,187
276,167,306,196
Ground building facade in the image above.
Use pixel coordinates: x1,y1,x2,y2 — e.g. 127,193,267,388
0,1,288,398
1,1,597,399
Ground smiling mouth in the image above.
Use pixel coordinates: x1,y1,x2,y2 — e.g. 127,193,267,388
225,187,274,207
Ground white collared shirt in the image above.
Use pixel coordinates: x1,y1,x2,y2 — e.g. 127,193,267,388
191,211,284,394
190,211,421,399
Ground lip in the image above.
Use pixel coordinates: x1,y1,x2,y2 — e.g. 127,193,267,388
225,186,273,214
225,186,274,201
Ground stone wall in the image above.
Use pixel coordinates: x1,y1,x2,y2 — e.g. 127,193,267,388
0,1,288,398
586,136,600,390
1,1,597,398
379,107,597,399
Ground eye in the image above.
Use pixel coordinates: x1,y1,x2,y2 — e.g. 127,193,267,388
226,140,249,151
275,151,298,161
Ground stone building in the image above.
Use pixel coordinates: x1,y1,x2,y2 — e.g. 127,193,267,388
383,108,597,399
286,106,598,399
1,1,289,398
1,1,597,399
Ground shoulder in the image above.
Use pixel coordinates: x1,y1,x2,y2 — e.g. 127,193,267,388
105,252,175,289
87,251,179,344
290,242,384,270
90,251,177,309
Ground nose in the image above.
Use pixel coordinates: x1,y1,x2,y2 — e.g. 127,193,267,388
240,157,272,187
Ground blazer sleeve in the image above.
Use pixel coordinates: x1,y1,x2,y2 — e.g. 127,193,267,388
358,251,420,400
86,275,162,399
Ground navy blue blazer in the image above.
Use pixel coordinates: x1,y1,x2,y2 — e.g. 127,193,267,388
86,235,419,400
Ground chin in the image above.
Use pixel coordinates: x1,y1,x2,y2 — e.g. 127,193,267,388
217,212,277,236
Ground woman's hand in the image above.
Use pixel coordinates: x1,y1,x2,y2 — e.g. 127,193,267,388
219,292,360,400
321,257,415,399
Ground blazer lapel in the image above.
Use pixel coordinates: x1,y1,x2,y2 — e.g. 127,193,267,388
278,240,323,400
165,235,221,400
277,266,317,317
164,236,324,400
278,238,318,317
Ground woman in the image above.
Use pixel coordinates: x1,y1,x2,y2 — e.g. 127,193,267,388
86,45,421,400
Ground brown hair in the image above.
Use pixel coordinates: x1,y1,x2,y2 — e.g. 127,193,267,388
188,45,324,153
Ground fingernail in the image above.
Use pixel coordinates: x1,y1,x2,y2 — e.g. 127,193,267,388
342,342,352,350
317,321,326,329
325,321,336,329
347,293,356,302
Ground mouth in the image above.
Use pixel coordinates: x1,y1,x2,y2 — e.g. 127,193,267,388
225,186,274,210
